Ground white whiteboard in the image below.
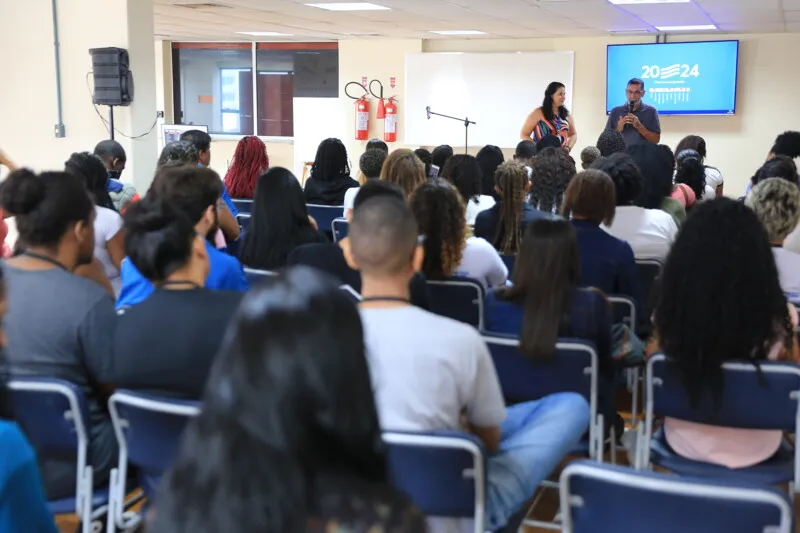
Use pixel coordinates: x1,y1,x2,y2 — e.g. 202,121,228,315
405,52,574,149
292,97,345,179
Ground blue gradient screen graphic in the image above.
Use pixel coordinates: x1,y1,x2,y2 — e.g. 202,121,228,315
606,41,739,115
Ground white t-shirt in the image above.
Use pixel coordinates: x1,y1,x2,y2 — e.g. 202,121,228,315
774,247,800,304
94,206,123,295
465,195,496,226
342,186,360,216
453,237,508,289
603,205,678,261
784,225,800,255
705,167,723,193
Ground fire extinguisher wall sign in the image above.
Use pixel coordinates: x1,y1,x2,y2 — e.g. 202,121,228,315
384,97,398,143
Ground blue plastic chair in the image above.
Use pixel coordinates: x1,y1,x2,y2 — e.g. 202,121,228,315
307,204,344,236
107,391,200,531
236,213,251,232
243,267,277,286
332,218,349,243
560,460,794,533
231,198,253,214
637,354,800,492
384,431,486,533
607,295,641,425
427,276,485,329
8,377,110,533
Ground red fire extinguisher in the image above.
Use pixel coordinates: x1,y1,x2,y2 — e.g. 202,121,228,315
384,97,398,143
346,81,370,141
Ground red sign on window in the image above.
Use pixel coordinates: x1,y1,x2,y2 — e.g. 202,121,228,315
390,76,396,89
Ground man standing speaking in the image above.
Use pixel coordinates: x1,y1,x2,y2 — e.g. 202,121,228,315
605,78,661,146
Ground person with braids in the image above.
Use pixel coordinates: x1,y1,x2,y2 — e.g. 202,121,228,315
476,145,505,199
304,138,359,205
746,178,800,304
561,169,640,313
474,161,550,255
441,154,495,225
675,135,723,197
625,143,686,227
673,149,711,208
529,147,576,213
592,153,677,261
379,148,426,199
410,179,507,289
653,198,799,468
223,136,270,199
520,81,577,151
65,152,126,295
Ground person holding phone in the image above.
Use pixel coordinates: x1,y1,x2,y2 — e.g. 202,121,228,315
605,78,661,147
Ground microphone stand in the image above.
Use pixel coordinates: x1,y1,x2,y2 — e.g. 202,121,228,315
426,107,476,154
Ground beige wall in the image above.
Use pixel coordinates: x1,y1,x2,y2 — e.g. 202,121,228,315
423,33,800,195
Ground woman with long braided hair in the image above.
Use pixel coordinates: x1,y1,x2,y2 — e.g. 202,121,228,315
223,136,270,199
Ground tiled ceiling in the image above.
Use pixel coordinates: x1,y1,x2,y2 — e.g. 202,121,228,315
154,0,800,41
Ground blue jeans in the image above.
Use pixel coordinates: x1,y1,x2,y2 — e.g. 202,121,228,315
485,392,590,530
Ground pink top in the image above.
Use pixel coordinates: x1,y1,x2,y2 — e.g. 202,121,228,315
670,183,696,208
664,304,798,468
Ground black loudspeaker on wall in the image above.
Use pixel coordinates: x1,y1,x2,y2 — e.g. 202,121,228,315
89,47,134,106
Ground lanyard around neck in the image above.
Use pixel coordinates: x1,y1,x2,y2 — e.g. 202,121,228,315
21,251,69,271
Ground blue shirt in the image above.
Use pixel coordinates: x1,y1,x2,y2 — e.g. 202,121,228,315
0,421,58,533
604,102,660,147
572,220,641,317
221,186,239,217
117,241,248,308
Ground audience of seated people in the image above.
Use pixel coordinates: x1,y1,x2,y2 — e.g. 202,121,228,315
625,143,686,227
350,195,590,532
476,144,505,200
366,138,389,153
117,165,247,308
513,140,537,170
675,134,723,197
652,198,799,468
343,148,387,213
410,179,508,289
0,168,118,500
529,146,576,213
474,160,550,255
431,144,453,174
751,155,798,190
580,145,601,170
65,152,126,296
111,198,243,399
746,178,800,305
413,147,433,177
592,152,678,261
303,138,359,205
596,130,626,157
560,169,641,314
674,149,711,207
240,167,328,271
149,267,426,533
441,154,496,225
288,179,430,309
379,148,427,198
483,218,616,424
222,135,270,199
93,140,139,212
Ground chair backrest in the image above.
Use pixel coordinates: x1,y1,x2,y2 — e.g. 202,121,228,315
243,267,278,286
307,204,344,233
237,213,251,232
427,276,485,329
332,218,349,243
108,391,200,477
646,353,800,431
8,377,89,459
384,431,486,528
560,460,793,533
231,198,253,214
500,255,515,276
607,295,636,330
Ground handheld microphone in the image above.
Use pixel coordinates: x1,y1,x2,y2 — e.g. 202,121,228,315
426,106,431,120
628,101,635,114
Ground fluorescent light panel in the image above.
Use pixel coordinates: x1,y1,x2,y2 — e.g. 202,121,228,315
608,0,689,4
237,31,293,36
656,24,717,31
305,2,389,11
430,30,487,35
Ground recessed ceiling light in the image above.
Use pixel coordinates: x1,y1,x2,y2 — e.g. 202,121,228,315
610,29,653,34
429,30,488,35
608,0,689,4
656,24,718,31
305,2,389,11
237,31,293,36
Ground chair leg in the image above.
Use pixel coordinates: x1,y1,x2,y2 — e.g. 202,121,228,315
82,466,94,533
106,468,118,533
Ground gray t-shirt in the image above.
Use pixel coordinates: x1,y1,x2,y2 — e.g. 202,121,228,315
605,102,661,147
3,265,118,498
360,306,506,432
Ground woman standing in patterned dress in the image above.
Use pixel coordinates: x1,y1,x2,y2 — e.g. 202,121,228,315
520,81,578,152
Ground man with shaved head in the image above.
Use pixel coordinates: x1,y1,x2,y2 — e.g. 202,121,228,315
350,197,590,533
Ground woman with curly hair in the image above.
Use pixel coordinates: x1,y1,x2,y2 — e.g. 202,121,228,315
410,179,507,289
675,134,723,197
592,153,677,261
441,154,495,225
380,149,426,199
653,198,798,468
529,147,576,213
625,143,686,227
223,136,270,199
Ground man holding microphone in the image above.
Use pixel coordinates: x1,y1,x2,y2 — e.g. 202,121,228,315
605,78,661,146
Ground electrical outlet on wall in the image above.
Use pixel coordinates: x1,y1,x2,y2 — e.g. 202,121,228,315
157,111,165,118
